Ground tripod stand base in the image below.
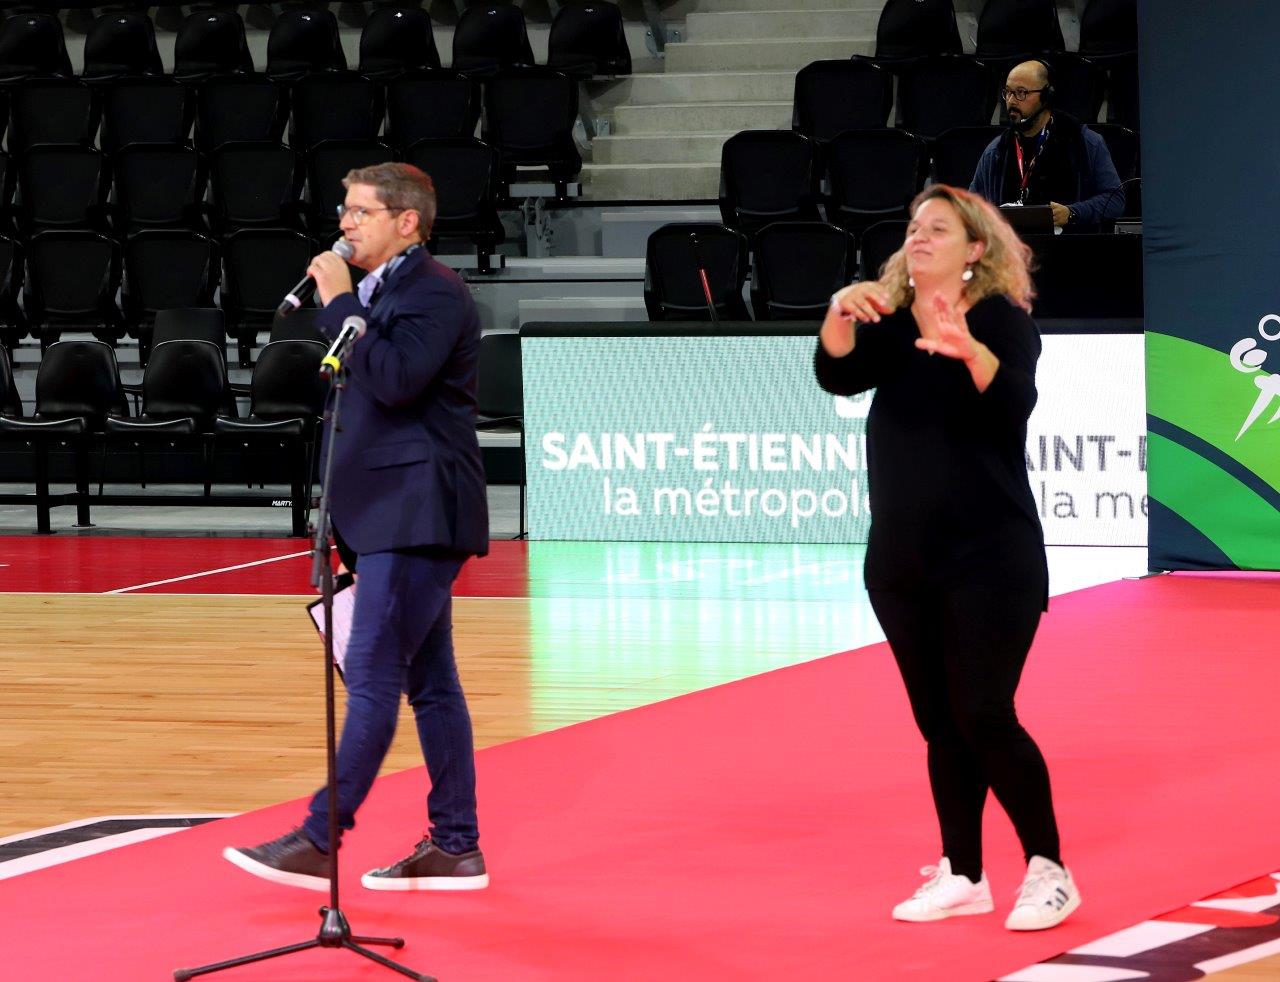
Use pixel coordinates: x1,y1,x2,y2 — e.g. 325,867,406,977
174,905,435,981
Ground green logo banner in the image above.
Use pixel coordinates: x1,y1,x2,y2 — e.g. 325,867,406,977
1140,0,1280,569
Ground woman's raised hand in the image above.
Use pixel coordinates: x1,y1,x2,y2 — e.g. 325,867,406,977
915,292,978,363
832,281,894,324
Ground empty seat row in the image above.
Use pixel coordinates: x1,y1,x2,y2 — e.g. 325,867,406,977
795,53,1140,141
718,127,1140,242
0,335,323,534
0,136,511,242
0,2,630,83
0,70,581,183
874,0,1135,64
644,220,1144,323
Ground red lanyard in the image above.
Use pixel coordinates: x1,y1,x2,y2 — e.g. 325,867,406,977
1014,126,1050,202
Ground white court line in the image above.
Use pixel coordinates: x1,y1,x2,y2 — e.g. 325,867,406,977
0,828,188,881
105,551,311,594
0,813,231,846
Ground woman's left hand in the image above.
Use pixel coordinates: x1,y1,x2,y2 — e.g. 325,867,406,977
915,292,978,363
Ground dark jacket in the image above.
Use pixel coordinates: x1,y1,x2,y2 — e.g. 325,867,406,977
970,112,1123,230
315,248,489,558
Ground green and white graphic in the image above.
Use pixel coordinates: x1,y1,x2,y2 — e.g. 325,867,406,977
522,332,1146,546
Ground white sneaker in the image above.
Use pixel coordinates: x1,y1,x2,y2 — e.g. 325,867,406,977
892,857,994,922
1005,855,1081,930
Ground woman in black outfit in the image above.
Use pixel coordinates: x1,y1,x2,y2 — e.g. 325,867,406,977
815,185,1080,931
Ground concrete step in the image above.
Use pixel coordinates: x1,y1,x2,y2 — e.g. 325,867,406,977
687,9,883,41
664,37,874,72
612,99,792,134
592,132,737,164
586,71,795,108
582,162,721,201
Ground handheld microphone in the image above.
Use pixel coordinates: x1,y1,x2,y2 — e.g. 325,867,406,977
689,232,719,323
320,315,366,379
278,238,355,318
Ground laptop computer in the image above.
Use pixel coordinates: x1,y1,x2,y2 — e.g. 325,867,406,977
998,204,1055,235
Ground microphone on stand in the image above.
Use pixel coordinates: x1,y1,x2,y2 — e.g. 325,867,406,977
320,316,367,379
689,232,719,323
277,239,355,318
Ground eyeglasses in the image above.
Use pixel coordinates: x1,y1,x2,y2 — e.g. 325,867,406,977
336,204,403,225
1002,86,1047,102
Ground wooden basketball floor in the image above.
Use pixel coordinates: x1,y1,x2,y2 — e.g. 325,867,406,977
1,536,1276,981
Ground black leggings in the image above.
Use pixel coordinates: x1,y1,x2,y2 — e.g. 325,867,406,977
869,582,1061,881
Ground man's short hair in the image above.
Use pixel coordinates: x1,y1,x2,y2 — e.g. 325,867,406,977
342,162,437,240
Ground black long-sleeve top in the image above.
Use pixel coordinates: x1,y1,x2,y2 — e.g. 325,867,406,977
815,294,1048,600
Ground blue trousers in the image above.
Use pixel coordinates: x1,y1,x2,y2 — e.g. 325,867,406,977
303,550,479,855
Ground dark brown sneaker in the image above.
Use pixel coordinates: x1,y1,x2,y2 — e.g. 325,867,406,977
361,838,489,891
222,829,331,892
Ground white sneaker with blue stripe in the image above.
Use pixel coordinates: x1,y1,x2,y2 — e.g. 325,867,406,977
1005,855,1081,930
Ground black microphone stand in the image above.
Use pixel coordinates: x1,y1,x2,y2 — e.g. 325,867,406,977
174,364,435,982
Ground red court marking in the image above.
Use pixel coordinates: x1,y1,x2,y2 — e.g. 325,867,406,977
3,574,1279,979
0,537,529,597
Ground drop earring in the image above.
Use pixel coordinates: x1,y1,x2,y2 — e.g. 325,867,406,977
961,266,974,282
908,276,915,288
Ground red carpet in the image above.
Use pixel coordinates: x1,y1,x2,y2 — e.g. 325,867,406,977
3,574,1278,980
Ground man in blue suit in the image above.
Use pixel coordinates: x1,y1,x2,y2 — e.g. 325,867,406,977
225,163,491,892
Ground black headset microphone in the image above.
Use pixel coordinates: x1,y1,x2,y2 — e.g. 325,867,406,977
277,238,355,318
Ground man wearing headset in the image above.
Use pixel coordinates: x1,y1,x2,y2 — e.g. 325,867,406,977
970,59,1124,231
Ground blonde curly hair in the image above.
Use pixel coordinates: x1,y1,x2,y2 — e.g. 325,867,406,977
877,184,1035,312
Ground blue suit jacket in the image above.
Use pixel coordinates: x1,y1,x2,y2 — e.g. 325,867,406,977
315,249,489,558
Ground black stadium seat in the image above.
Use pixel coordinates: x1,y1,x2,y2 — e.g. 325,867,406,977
265,7,346,81
8,78,99,155
100,77,194,154
208,142,304,233
0,343,20,415
81,10,163,81
195,75,289,153
402,138,505,271
220,227,316,365
386,70,481,148
547,0,632,79
719,130,821,237
289,73,383,155
1040,52,1108,125
173,7,254,81
824,129,927,237
874,0,962,63
122,230,220,357
484,68,582,186
1088,123,1139,181
1105,55,1139,130
751,222,857,321
111,144,207,233
452,3,535,76
359,5,441,78
1079,0,1137,60
930,125,1002,188
0,12,72,80
975,0,1065,65
0,233,26,347
897,55,999,138
17,146,111,237
793,59,893,144
644,223,751,321
859,219,908,281
24,230,125,349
